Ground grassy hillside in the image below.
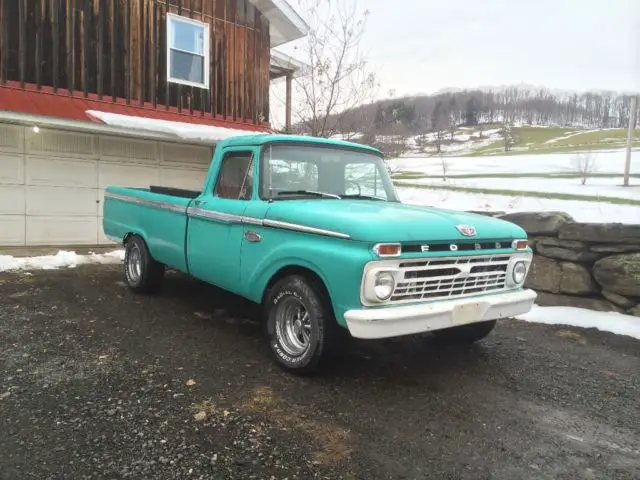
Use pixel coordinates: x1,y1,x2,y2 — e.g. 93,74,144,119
467,126,640,156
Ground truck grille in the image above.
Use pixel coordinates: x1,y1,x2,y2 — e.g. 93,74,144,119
390,255,511,303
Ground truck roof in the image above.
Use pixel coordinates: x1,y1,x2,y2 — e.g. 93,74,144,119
220,134,383,155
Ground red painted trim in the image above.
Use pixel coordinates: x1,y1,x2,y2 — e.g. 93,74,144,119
0,82,272,131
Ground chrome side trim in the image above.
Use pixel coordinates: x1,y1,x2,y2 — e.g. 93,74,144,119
242,216,264,226
262,219,351,239
187,207,244,224
104,192,187,214
121,200,353,240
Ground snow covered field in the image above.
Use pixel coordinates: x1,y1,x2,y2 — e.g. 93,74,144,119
393,149,640,224
391,149,640,177
399,176,640,201
397,187,640,223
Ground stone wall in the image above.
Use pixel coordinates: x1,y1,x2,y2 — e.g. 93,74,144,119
478,211,640,317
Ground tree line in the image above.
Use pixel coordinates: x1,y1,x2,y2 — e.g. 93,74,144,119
330,87,640,139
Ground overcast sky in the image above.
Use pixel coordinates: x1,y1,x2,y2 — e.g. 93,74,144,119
271,0,640,127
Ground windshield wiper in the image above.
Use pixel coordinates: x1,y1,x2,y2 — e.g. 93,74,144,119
341,194,386,201
277,190,342,199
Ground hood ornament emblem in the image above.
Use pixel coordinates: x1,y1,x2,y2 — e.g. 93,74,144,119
456,224,477,237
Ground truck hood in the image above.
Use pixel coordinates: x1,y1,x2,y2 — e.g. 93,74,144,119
264,200,526,242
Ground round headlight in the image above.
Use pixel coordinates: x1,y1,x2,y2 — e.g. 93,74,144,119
512,261,527,284
374,272,395,300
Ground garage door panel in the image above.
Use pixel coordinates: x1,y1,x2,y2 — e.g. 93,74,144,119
0,215,25,246
0,124,24,153
160,167,207,190
0,154,25,184
99,137,158,164
0,185,25,214
99,163,160,189
26,216,98,245
27,186,98,216
26,156,97,188
26,129,96,158
160,142,212,167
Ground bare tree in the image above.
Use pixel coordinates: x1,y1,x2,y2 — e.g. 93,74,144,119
440,153,449,181
291,0,378,138
571,151,598,185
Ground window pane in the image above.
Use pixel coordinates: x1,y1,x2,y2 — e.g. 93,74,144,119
345,163,388,199
170,19,205,54
169,50,204,84
214,153,254,200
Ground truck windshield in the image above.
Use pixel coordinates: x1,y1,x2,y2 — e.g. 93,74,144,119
260,143,399,202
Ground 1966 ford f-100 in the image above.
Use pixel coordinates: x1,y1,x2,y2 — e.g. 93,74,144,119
103,134,536,374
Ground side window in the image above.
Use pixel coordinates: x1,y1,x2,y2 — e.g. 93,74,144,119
214,152,254,200
345,163,388,199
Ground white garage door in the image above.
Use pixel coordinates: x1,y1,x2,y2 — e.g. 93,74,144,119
0,123,212,247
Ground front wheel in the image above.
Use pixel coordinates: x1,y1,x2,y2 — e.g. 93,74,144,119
264,275,332,375
432,320,497,344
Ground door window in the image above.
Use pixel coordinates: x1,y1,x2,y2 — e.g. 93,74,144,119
214,152,254,200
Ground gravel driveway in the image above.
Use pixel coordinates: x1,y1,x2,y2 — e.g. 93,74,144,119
1,265,639,479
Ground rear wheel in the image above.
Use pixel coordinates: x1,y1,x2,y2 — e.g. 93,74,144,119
124,235,165,294
432,320,497,344
264,275,335,375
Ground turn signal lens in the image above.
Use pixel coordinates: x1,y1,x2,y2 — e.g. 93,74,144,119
512,239,529,250
373,243,401,257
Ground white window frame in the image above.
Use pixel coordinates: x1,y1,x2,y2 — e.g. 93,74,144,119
166,13,210,89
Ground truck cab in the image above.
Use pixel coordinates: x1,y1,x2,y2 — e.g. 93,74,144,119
103,134,536,374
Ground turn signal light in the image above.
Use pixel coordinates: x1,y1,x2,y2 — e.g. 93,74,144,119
373,243,401,257
512,239,529,250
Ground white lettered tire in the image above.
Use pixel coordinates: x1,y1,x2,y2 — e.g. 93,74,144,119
264,275,332,375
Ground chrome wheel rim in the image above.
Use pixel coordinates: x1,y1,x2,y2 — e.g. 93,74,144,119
275,297,312,357
127,245,142,283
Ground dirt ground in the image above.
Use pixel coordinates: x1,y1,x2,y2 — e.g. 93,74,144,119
1,265,639,480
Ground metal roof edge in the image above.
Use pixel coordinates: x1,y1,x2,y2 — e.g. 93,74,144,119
0,110,219,147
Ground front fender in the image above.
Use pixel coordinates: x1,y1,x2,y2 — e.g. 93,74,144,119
243,234,373,327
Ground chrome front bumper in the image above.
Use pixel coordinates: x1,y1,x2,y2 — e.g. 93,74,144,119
344,289,537,339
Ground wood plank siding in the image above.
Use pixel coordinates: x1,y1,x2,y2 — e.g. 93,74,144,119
0,0,271,123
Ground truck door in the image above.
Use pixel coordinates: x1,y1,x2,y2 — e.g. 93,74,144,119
186,147,257,293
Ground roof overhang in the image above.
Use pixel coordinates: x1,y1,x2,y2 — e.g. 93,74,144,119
270,49,308,79
0,110,270,146
249,0,309,47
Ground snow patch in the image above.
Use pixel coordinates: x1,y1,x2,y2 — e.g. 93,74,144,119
517,305,640,341
86,110,268,142
0,250,125,272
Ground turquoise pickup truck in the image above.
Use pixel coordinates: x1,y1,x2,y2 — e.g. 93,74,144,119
103,134,536,374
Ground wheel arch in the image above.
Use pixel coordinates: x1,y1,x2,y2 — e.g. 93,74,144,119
261,264,333,309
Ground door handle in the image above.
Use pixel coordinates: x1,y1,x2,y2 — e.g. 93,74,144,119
244,231,262,243
193,200,206,207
